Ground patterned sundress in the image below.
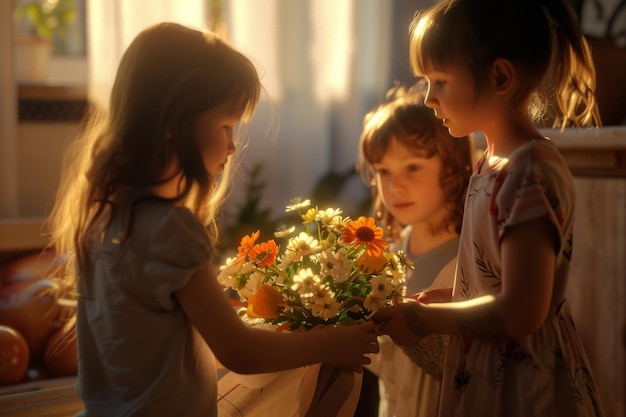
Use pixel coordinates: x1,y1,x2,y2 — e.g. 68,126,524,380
438,138,605,417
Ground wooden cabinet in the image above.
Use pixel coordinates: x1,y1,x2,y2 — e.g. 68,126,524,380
0,218,48,261
0,377,82,417
553,127,626,417
566,177,625,417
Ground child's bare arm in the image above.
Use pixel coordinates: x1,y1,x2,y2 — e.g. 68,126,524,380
496,216,556,338
176,263,379,374
412,287,453,303
373,217,557,342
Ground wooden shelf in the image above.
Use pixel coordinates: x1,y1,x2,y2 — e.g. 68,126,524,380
17,85,87,101
542,126,626,177
17,84,89,123
0,218,49,263
0,377,83,417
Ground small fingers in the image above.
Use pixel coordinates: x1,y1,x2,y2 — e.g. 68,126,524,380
370,305,395,324
419,287,452,303
351,354,372,373
359,321,376,332
366,340,380,354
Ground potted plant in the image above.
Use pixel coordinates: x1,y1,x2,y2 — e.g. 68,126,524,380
13,0,77,84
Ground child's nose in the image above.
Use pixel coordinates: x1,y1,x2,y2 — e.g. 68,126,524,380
227,136,236,155
387,176,405,193
424,90,437,108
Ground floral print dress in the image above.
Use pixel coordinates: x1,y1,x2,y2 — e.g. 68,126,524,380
438,138,605,417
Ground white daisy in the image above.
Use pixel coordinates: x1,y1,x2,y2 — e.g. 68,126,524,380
312,293,341,320
217,257,253,289
239,271,265,299
315,208,343,225
285,232,320,261
364,291,387,312
285,198,311,212
369,275,394,297
318,248,351,282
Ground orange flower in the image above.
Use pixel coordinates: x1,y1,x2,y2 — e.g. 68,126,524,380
234,230,260,264
246,285,285,319
342,216,389,257
249,240,279,266
356,251,388,274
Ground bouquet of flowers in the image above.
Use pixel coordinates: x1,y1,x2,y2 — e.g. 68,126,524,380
218,198,412,331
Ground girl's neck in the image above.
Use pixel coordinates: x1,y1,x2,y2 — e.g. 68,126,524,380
484,120,544,158
151,181,180,200
152,161,185,200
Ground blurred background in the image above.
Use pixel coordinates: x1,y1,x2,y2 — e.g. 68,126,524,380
0,1,625,416
2,0,625,226
2,0,434,225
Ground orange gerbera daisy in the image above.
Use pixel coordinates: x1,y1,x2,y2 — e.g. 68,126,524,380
342,216,389,257
249,240,279,266
234,230,260,264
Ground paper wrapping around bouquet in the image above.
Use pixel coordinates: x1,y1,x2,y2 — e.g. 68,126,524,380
299,363,362,417
217,367,307,417
216,364,361,417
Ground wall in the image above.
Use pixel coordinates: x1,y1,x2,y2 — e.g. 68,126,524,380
16,122,80,218
568,177,625,417
0,3,86,261
549,127,626,417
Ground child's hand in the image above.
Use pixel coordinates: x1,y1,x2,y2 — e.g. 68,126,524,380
370,300,423,345
412,287,453,304
320,322,379,373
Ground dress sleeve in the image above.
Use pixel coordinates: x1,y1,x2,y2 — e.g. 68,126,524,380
492,141,574,247
144,206,214,310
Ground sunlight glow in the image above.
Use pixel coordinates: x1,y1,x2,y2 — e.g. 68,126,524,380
310,0,354,103
229,0,280,100
86,0,206,110
229,0,353,104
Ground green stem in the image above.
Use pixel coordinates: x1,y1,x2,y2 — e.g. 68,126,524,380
339,295,365,310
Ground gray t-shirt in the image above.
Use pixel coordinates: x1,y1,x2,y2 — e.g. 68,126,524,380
76,199,217,416
399,226,460,295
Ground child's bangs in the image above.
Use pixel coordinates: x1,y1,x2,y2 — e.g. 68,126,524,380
361,108,396,164
238,72,262,121
231,89,258,122
409,9,459,75
404,132,436,159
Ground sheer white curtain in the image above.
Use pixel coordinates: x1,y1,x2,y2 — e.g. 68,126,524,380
87,0,207,110
86,0,432,217
225,0,394,216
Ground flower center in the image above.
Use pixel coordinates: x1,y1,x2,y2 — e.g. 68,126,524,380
296,242,311,251
356,226,375,242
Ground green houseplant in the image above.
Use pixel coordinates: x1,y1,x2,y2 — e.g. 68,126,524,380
14,0,77,47
13,0,77,84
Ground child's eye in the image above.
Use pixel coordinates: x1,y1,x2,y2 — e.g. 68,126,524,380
425,76,445,88
374,168,389,177
406,164,422,173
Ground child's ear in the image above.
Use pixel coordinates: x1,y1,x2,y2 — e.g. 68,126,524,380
491,58,514,94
